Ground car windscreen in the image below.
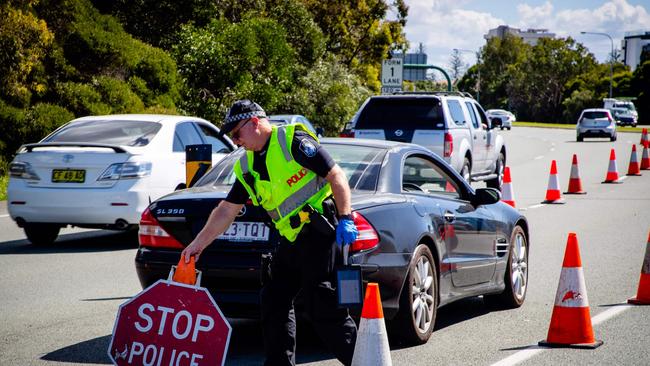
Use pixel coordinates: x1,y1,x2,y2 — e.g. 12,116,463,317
195,143,385,191
355,98,445,130
44,120,162,147
582,111,609,119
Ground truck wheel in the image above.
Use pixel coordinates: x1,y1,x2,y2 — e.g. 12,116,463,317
461,158,471,183
24,224,60,246
486,153,504,190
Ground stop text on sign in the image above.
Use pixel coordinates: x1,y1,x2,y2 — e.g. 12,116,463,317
114,303,216,365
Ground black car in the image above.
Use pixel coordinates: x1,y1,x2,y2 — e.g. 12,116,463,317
135,138,529,344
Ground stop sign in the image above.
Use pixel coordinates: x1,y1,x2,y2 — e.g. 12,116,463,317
108,279,232,366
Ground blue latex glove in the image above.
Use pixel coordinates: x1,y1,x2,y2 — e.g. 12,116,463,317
336,218,358,246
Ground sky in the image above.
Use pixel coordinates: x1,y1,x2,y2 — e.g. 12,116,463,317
400,0,650,73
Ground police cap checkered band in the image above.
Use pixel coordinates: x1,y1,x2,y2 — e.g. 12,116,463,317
220,99,267,136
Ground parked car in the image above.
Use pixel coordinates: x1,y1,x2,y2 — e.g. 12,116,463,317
603,98,637,127
135,138,529,345
268,114,322,136
7,114,235,245
576,108,617,142
343,92,507,190
486,109,515,130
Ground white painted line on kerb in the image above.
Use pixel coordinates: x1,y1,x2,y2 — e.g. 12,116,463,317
534,155,544,160
490,305,632,366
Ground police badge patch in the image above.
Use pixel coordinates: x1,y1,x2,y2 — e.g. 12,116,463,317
299,139,317,157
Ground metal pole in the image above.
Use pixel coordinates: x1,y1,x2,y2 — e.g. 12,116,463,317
581,31,614,98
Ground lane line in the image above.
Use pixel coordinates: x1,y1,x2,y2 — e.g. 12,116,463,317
527,204,544,209
618,176,628,182
534,155,544,160
0,214,9,218
490,305,632,366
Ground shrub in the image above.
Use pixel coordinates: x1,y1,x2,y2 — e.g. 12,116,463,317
24,103,75,142
93,76,144,113
55,81,111,116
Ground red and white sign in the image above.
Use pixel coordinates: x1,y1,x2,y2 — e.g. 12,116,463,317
108,280,232,366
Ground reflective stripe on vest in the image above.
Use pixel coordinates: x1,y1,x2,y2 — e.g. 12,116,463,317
266,175,328,221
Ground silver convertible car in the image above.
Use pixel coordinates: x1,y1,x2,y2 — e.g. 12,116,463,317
135,138,530,345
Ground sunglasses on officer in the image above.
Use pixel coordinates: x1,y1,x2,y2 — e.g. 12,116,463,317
230,117,255,140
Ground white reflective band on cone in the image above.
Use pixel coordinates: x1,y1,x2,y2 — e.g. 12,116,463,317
553,267,589,308
351,317,392,366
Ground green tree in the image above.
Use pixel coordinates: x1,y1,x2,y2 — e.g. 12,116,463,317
173,17,298,122
282,56,370,135
508,37,595,122
0,2,54,106
631,60,650,124
301,0,408,91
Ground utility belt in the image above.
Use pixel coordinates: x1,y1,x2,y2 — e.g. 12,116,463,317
288,197,337,236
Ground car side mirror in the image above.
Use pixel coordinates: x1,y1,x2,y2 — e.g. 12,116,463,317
472,188,500,206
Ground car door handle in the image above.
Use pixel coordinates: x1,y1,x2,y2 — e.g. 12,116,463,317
443,211,455,223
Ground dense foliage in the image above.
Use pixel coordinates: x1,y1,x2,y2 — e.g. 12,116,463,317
458,35,648,123
0,0,404,168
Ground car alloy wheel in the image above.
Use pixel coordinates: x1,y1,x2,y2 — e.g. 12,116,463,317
510,228,528,302
392,244,437,345
486,153,504,190
461,158,471,183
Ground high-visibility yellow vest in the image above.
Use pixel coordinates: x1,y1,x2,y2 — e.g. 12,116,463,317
233,124,332,242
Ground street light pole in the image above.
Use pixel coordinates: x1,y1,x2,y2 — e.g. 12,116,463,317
581,31,614,99
454,48,480,102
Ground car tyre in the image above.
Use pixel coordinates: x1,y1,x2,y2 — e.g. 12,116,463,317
484,225,528,309
486,152,504,190
24,224,60,246
610,134,617,142
577,134,583,142
391,244,438,345
461,157,471,183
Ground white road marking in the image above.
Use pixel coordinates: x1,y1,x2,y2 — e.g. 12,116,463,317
550,148,555,152
527,204,544,209
618,176,628,182
534,155,544,160
0,214,9,218
490,305,632,366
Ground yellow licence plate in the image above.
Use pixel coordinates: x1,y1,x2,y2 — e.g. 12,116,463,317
52,169,86,183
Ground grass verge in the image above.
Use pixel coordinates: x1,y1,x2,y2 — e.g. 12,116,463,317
0,174,7,201
513,121,644,133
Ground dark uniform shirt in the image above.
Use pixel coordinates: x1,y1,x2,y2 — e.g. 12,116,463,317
225,130,335,204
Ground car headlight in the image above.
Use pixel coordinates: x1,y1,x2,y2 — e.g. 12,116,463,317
9,162,40,180
97,162,152,181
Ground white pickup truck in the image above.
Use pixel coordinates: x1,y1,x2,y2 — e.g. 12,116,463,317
346,92,507,190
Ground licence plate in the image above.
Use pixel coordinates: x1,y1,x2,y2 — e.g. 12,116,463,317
218,222,270,241
52,169,86,183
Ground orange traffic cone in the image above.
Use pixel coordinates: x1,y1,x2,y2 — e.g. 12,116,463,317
640,128,648,148
641,144,650,170
627,144,642,176
173,256,197,285
602,148,623,183
444,181,456,193
351,283,392,366
539,233,603,349
542,160,565,204
628,231,650,305
501,166,516,207
565,154,586,194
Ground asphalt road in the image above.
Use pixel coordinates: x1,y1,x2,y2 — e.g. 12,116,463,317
0,127,648,365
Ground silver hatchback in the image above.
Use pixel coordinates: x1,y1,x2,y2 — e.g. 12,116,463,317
576,108,617,142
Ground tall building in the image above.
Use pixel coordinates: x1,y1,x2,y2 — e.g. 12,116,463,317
484,25,555,46
623,30,650,71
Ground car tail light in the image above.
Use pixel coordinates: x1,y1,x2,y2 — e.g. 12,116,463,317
350,211,379,252
443,132,453,157
138,208,184,249
9,162,40,180
339,130,355,138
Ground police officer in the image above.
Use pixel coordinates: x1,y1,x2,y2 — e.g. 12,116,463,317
181,100,359,366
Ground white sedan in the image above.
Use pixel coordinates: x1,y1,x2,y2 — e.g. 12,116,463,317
486,109,516,130
7,114,234,245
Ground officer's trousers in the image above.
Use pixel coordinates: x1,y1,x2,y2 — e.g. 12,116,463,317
260,225,357,366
